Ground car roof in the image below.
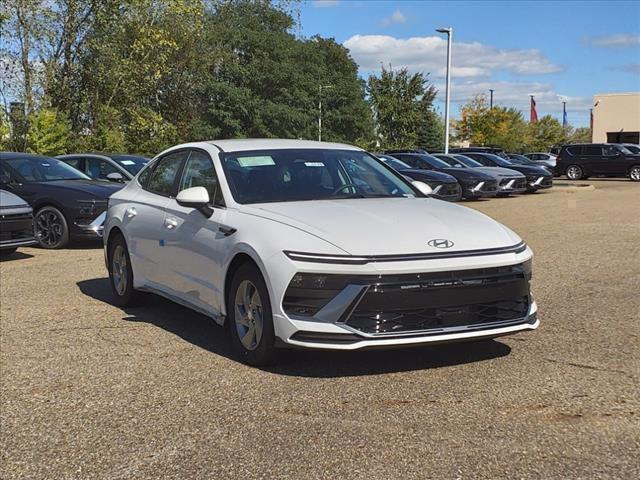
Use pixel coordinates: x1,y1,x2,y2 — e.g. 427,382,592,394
202,138,362,153
1,152,56,161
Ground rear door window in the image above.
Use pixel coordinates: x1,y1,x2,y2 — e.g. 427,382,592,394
566,146,582,156
584,146,603,156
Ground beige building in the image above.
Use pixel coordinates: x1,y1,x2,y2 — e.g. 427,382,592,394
592,92,640,144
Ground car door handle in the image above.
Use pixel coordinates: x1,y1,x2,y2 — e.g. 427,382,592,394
125,207,137,218
165,217,178,229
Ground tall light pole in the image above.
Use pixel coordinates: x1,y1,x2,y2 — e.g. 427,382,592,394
318,84,333,142
436,27,452,153
489,89,494,109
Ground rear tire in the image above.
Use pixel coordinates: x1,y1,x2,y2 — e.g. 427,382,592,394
629,165,640,182
565,165,584,180
107,234,142,307
227,262,277,366
35,206,69,249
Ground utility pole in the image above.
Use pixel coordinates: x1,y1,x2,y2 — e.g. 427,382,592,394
489,89,494,109
436,27,452,153
318,85,333,142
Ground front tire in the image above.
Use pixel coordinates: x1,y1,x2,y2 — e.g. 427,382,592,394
566,165,584,180
227,263,277,366
107,234,142,307
35,206,69,249
629,165,640,182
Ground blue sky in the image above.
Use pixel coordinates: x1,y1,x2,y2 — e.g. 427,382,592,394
300,0,640,127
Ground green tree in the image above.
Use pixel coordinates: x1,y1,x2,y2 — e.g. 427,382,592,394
527,114,565,152
367,66,439,149
26,108,72,155
455,94,528,151
566,126,592,144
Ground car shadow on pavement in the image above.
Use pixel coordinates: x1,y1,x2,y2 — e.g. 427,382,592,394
77,277,512,378
0,251,34,262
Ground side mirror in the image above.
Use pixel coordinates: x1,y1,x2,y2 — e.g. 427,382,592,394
106,172,124,182
176,186,212,216
412,180,433,196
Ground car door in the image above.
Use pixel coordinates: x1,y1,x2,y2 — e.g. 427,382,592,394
159,149,230,316
580,145,603,174
125,150,188,287
602,145,627,175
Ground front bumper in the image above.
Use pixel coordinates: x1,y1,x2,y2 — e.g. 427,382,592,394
461,180,498,198
430,182,462,202
526,176,553,191
73,211,106,239
272,249,537,350
0,210,37,249
498,177,527,194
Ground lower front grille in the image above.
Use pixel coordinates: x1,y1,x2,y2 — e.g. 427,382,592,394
433,183,462,198
342,264,531,335
347,296,529,335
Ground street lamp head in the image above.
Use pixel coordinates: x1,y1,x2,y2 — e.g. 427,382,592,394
436,28,452,34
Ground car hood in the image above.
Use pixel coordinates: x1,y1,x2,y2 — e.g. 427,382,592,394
41,179,123,198
242,198,520,256
401,169,458,183
0,189,29,208
474,167,525,178
503,164,550,176
437,167,494,181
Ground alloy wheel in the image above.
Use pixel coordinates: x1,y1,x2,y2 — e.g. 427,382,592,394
630,166,640,181
234,280,264,351
36,210,64,247
566,165,582,180
111,244,128,296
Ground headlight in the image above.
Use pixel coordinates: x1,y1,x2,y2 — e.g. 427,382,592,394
283,273,351,317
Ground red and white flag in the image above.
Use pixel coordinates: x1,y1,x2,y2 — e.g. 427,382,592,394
530,96,538,123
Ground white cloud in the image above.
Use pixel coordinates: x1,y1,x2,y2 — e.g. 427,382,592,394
313,0,340,7
343,34,562,78
586,33,640,48
382,10,407,26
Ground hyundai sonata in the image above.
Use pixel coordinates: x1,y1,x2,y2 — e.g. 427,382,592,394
104,140,538,365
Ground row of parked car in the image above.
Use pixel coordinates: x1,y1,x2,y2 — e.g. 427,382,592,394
1,142,638,257
375,149,554,202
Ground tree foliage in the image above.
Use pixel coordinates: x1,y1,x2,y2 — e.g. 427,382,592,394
25,108,71,155
455,94,590,152
1,0,374,156
367,65,441,150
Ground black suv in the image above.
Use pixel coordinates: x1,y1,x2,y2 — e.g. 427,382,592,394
557,144,640,181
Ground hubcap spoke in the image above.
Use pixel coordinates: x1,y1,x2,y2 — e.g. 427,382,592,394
234,279,264,351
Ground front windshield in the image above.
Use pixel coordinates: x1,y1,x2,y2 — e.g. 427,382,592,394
508,155,532,165
434,154,466,168
378,155,411,170
483,153,514,167
453,154,483,168
111,155,149,174
222,149,417,204
416,154,451,169
624,145,640,154
617,145,633,154
5,156,90,182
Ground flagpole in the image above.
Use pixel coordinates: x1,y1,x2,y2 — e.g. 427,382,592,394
562,101,567,128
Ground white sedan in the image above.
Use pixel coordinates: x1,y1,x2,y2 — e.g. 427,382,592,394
104,139,538,365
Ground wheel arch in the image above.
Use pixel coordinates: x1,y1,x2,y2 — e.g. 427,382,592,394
223,252,267,321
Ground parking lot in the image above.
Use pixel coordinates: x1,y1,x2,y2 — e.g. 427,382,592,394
1,179,638,479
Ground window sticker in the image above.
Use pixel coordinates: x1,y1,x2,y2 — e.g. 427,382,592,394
237,156,275,167
304,162,325,167
120,160,135,165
